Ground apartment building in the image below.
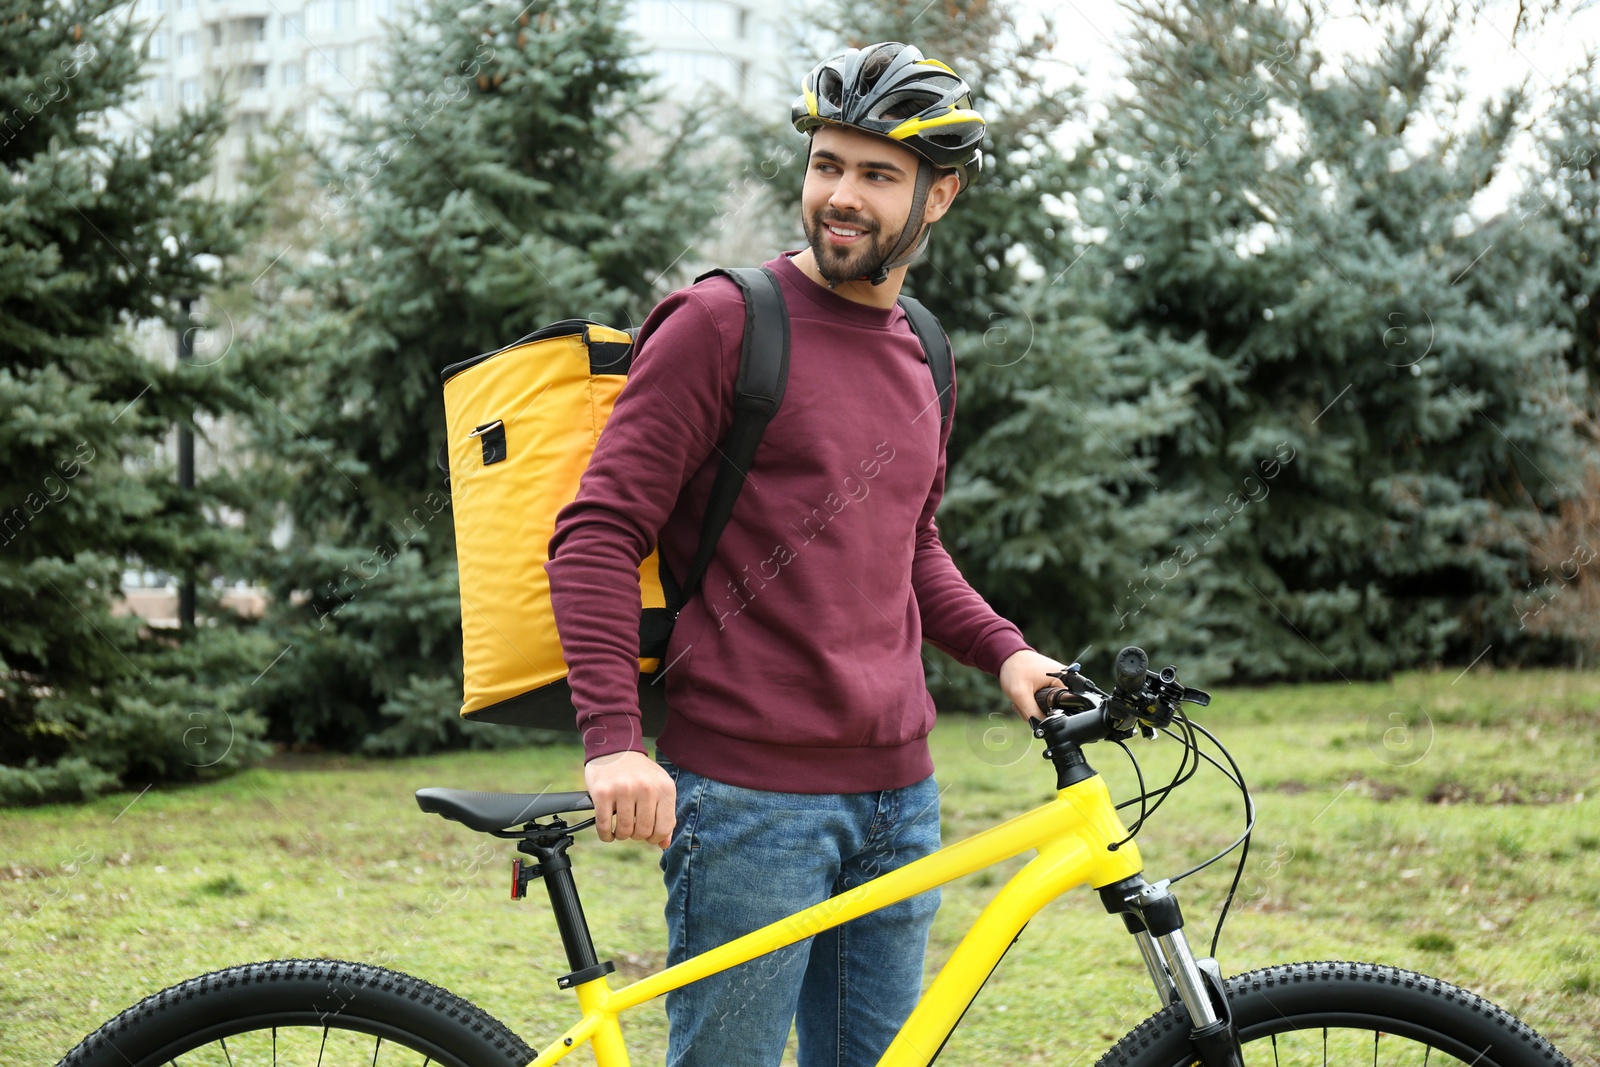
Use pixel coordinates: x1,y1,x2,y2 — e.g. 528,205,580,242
128,0,791,191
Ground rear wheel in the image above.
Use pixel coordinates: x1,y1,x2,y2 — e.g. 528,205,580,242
1098,961,1571,1067
55,958,536,1067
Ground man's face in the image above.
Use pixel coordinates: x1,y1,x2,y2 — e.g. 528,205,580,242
800,126,930,286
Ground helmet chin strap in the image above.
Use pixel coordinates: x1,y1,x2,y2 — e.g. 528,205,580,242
863,158,935,286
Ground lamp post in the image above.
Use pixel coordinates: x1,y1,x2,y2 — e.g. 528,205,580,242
177,296,195,631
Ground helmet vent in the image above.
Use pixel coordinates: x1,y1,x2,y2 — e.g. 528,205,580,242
857,45,903,94
872,90,935,122
818,67,844,108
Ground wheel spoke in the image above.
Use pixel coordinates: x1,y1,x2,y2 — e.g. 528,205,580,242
1322,1028,1328,1067
1271,1032,1279,1067
317,1025,329,1067
1372,1029,1380,1067
372,1034,382,1066
273,1026,277,1066
220,1036,235,1067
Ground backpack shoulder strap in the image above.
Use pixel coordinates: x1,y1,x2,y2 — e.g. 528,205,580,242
896,293,953,432
667,266,789,614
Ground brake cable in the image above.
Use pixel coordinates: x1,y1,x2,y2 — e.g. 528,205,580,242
1162,713,1256,956
1102,706,1255,956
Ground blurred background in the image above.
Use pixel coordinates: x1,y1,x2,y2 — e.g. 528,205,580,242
3,0,1599,802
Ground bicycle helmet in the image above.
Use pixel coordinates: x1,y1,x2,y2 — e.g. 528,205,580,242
791,42,986,285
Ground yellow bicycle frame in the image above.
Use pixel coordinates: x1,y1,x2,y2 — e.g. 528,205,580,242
526,771,1144,1067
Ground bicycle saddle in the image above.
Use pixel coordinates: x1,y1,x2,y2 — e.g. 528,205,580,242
415,787,594,832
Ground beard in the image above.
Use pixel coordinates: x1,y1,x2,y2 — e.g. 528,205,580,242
803,207,906,286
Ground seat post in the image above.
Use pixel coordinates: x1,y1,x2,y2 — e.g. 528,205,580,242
519,830,616,990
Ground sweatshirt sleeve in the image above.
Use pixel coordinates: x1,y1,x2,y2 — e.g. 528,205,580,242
910,346,1033,677
545,289,736,761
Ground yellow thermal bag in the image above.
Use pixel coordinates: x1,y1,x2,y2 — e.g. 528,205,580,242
440,268,950,733
440,318,673,731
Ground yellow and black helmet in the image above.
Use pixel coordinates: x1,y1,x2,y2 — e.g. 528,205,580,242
792,42,985,190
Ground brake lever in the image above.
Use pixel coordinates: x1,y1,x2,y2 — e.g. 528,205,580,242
1046,661,1107,697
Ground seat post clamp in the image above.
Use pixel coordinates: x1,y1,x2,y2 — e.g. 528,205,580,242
556,960,615,990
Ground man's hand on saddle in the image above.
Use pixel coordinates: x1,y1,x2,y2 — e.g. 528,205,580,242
998,648,1072,722
585,749,676,848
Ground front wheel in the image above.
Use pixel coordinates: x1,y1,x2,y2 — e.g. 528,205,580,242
1099,961,1571,1067
54,958,537,1067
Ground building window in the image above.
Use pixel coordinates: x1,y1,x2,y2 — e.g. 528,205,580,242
304,0,324,32
641,49,739,96
241,16,267,41
312,49,348,84
244,63,268,88
177,31,197,55
658,0,733,37
178,0,196,9
283,61,302,86
207,23,221,47
180,78,200,104
148,78,167,104
149,29,170,58
283,9,303,37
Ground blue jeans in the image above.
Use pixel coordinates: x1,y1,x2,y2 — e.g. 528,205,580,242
657,759,942,1067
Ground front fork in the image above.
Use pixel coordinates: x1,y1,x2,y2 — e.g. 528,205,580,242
1100,876,1244,1067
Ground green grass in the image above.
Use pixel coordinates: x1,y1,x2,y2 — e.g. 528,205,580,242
4,668,1598,1065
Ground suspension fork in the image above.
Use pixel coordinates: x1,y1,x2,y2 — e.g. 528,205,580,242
1100,876,1243,1067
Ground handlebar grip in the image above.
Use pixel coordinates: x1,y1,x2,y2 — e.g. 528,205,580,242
1034,687,1099,713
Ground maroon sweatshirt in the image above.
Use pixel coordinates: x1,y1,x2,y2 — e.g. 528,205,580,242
544,251,1031,793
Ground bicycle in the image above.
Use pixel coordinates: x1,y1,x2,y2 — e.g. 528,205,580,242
57,647,1574,1067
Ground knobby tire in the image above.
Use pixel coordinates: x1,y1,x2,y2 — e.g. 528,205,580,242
54,958,536,1067
1098,961,1570,1067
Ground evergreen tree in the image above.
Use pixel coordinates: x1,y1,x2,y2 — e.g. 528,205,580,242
1062,0,1587,678
1513,51,1600,662
1529,52,1600,411
0,0,269,803
244,0,722,752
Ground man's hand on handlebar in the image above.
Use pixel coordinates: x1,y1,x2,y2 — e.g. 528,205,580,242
584,750,675,849
998,648,1073,722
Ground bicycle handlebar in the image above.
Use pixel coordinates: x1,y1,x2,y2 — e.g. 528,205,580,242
1031,646,1211,745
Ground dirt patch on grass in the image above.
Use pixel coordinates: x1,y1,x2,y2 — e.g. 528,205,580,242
1269,776,1408,800
1425,780,1582,805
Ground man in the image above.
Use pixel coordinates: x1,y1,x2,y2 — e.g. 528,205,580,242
545,42,1067,1067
